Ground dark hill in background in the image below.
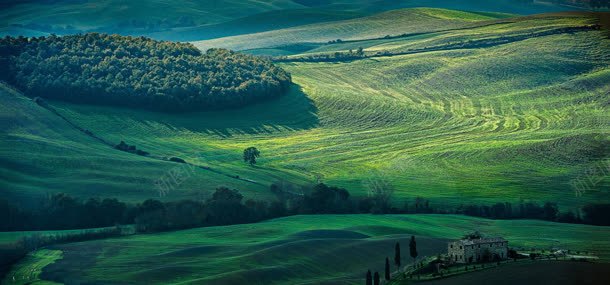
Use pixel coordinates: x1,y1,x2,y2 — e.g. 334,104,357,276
0,0,594,42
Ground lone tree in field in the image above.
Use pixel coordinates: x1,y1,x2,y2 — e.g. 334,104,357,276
395,242,401,270
409,235,418,264
374,272,380,285
385,257,391,280
243,147,260,165
366,270,372,285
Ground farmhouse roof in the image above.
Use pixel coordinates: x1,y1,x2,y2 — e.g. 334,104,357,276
455,237,506,246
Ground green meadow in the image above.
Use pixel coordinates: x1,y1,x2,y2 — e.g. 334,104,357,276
3,9,606,209
5,214,610,284
1,2,609,285
1,0,576,40
193,8,515,51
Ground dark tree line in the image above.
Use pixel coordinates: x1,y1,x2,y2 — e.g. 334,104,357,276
0,188,280,232
0,33,291,112
2,184,609,232
269,182,610,225
457,202,571,222
274,47,365,63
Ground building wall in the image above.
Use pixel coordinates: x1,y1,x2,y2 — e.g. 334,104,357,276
448,240,508,263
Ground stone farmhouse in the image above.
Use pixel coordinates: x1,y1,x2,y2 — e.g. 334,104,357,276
448,237,508,263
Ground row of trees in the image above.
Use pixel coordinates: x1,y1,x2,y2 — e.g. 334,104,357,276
0,182,390,232
274,47,365,63
270,182,610,225
365,236,419,284
455,202,610,225
2,183,609,232
0,188,279,232
0,33,291,112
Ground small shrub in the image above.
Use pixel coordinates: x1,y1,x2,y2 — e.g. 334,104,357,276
169,157,186,163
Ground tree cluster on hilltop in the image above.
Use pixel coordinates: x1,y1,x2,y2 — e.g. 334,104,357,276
0,33,291,112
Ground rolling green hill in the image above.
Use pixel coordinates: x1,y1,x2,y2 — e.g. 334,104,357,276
5,214,610,284
6,10,604,209
193,8,515,52
1,0,582,41
0,0,301,39
0,83,269,204
1,5,609,285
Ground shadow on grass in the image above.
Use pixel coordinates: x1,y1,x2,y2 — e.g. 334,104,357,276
51,84,319,138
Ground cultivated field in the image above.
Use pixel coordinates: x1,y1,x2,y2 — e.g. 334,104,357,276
0,84,267,203
4,10,605,208
0,0,577,41
1,3,609,285
4,214,610,284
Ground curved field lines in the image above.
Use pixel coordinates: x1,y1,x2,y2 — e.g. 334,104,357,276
16,12,607,209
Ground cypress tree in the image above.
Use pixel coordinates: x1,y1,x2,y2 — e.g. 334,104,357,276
366,270,372,285
409,235,418,264
374,272,380,285
394,242,401,269
385,257,391,280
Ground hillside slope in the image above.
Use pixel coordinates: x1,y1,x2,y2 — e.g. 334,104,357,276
0,0,301,39
6,215,610,284
193,8,514,52
30,11,609,209
1,0,582,41
0,84,269,204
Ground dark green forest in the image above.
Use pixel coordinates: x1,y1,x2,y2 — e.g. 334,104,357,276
0,33,291,111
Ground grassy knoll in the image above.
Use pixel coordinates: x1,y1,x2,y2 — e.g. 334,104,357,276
1,1,575,41
25,11,608,209
0,84,269,204
193,8,514,51
10,214,610,284
298,12,604,56
0,0,302,40
2,249,62,285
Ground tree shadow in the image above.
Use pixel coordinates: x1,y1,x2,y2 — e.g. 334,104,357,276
54,84,319,138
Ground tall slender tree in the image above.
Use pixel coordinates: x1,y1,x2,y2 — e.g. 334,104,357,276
374,272,380,285
385,257,391,280
366,270,372,285
409,235,418,264
394,242,401,270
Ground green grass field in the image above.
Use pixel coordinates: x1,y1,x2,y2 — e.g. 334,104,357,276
0,84,269,204
0,0,581,41
193,8,515,52
4,214,609,284
3,10,605,209
1,4,609,285
0,0,302,40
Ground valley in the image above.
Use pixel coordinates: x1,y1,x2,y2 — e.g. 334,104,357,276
0,1,609,285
